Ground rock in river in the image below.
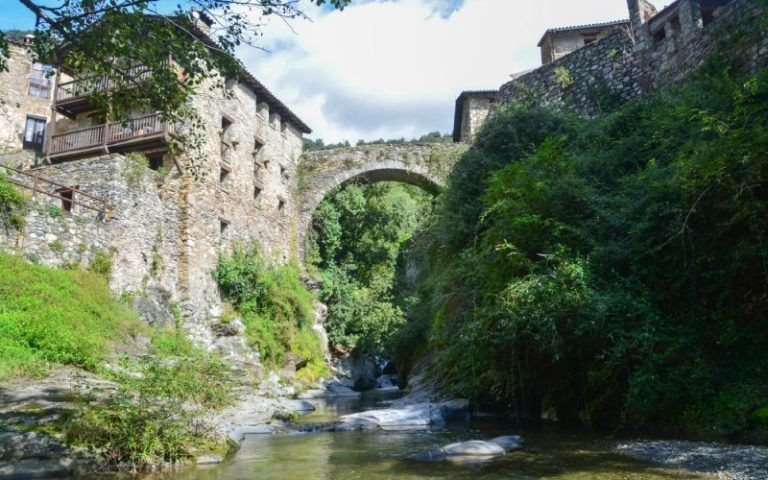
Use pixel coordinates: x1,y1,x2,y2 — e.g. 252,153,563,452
409,435,523,462
336,400,469,431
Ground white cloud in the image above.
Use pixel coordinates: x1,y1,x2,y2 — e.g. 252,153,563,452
236,0,640,142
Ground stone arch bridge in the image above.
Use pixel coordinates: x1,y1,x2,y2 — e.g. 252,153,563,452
295,143,465,258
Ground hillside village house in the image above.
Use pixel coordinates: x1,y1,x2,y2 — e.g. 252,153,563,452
0,11,313,348
452,0,734,144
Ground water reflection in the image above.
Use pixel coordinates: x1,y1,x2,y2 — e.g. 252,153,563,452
145,390,709,480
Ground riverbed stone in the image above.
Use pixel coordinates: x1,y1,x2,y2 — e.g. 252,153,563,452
336,402,444,431
409,435,523,463
442,440,506,457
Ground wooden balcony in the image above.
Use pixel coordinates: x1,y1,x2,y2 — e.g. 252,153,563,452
47,113,171,160
54,64,156,116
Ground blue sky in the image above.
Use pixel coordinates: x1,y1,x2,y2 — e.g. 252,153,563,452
2,0,667,142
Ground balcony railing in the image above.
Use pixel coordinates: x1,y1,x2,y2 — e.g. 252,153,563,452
56,63,158,102
49,113,170,156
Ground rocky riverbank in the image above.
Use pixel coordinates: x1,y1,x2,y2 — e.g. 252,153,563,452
615,440,768,480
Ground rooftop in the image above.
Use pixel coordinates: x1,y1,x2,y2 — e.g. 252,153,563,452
537,19,629,46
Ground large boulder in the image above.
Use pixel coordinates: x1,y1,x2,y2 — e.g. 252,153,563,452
409,435,524,462
336,403,443,431
442,440,506,457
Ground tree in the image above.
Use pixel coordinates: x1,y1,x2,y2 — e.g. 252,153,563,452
3,0,350,174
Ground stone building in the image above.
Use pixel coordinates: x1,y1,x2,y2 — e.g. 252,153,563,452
0,12,311,354
0,36,53,154
455,0,754,140
451,90,498,143
538,19,631,65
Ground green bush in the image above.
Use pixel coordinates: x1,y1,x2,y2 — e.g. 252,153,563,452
89,251,113,278
0,172,26,230
409,61,768,438
0,253,141,379
215,245,328,378
309,183,434,355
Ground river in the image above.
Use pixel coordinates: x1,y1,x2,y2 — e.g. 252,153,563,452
147,390,709,480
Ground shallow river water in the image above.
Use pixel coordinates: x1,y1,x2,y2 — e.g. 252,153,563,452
149,390,709,480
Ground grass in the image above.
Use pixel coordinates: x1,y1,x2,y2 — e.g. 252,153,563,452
0,253,238,469
0,253,141,380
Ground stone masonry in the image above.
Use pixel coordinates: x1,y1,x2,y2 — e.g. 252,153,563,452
0,40,51,155
297,143,464,257
452,91,498,143
498,0,768,117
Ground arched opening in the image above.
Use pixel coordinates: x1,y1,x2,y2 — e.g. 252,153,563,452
303,174,438,392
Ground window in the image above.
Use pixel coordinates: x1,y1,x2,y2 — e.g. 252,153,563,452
220,115,234,159
254,186,262,206
219,164,231,190
147,153,164,171
28,62,52,98
221,116,233,133
254,137,264,154
277,197,285,211
583,36,597,45
652,27,666,43
55,187,74,212
670,16,681,35
23,116,46,151
219,218,230,236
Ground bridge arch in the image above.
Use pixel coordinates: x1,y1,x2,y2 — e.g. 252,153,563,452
295,143,463,261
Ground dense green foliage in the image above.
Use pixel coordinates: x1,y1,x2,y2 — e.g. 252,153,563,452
0,253,141,379
0,172,26,231
309,183,434,354
215,245,328,381
409,63,768,440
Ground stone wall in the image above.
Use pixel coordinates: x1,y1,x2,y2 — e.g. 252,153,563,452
453,91,498,143
461,95,497,143
499,0,768,116
0,42,52,155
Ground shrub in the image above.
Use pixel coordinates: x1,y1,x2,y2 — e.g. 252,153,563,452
89,250,113,278
64,331,234,470
0,172,26,230
408,61,768,438
215,245,327,378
